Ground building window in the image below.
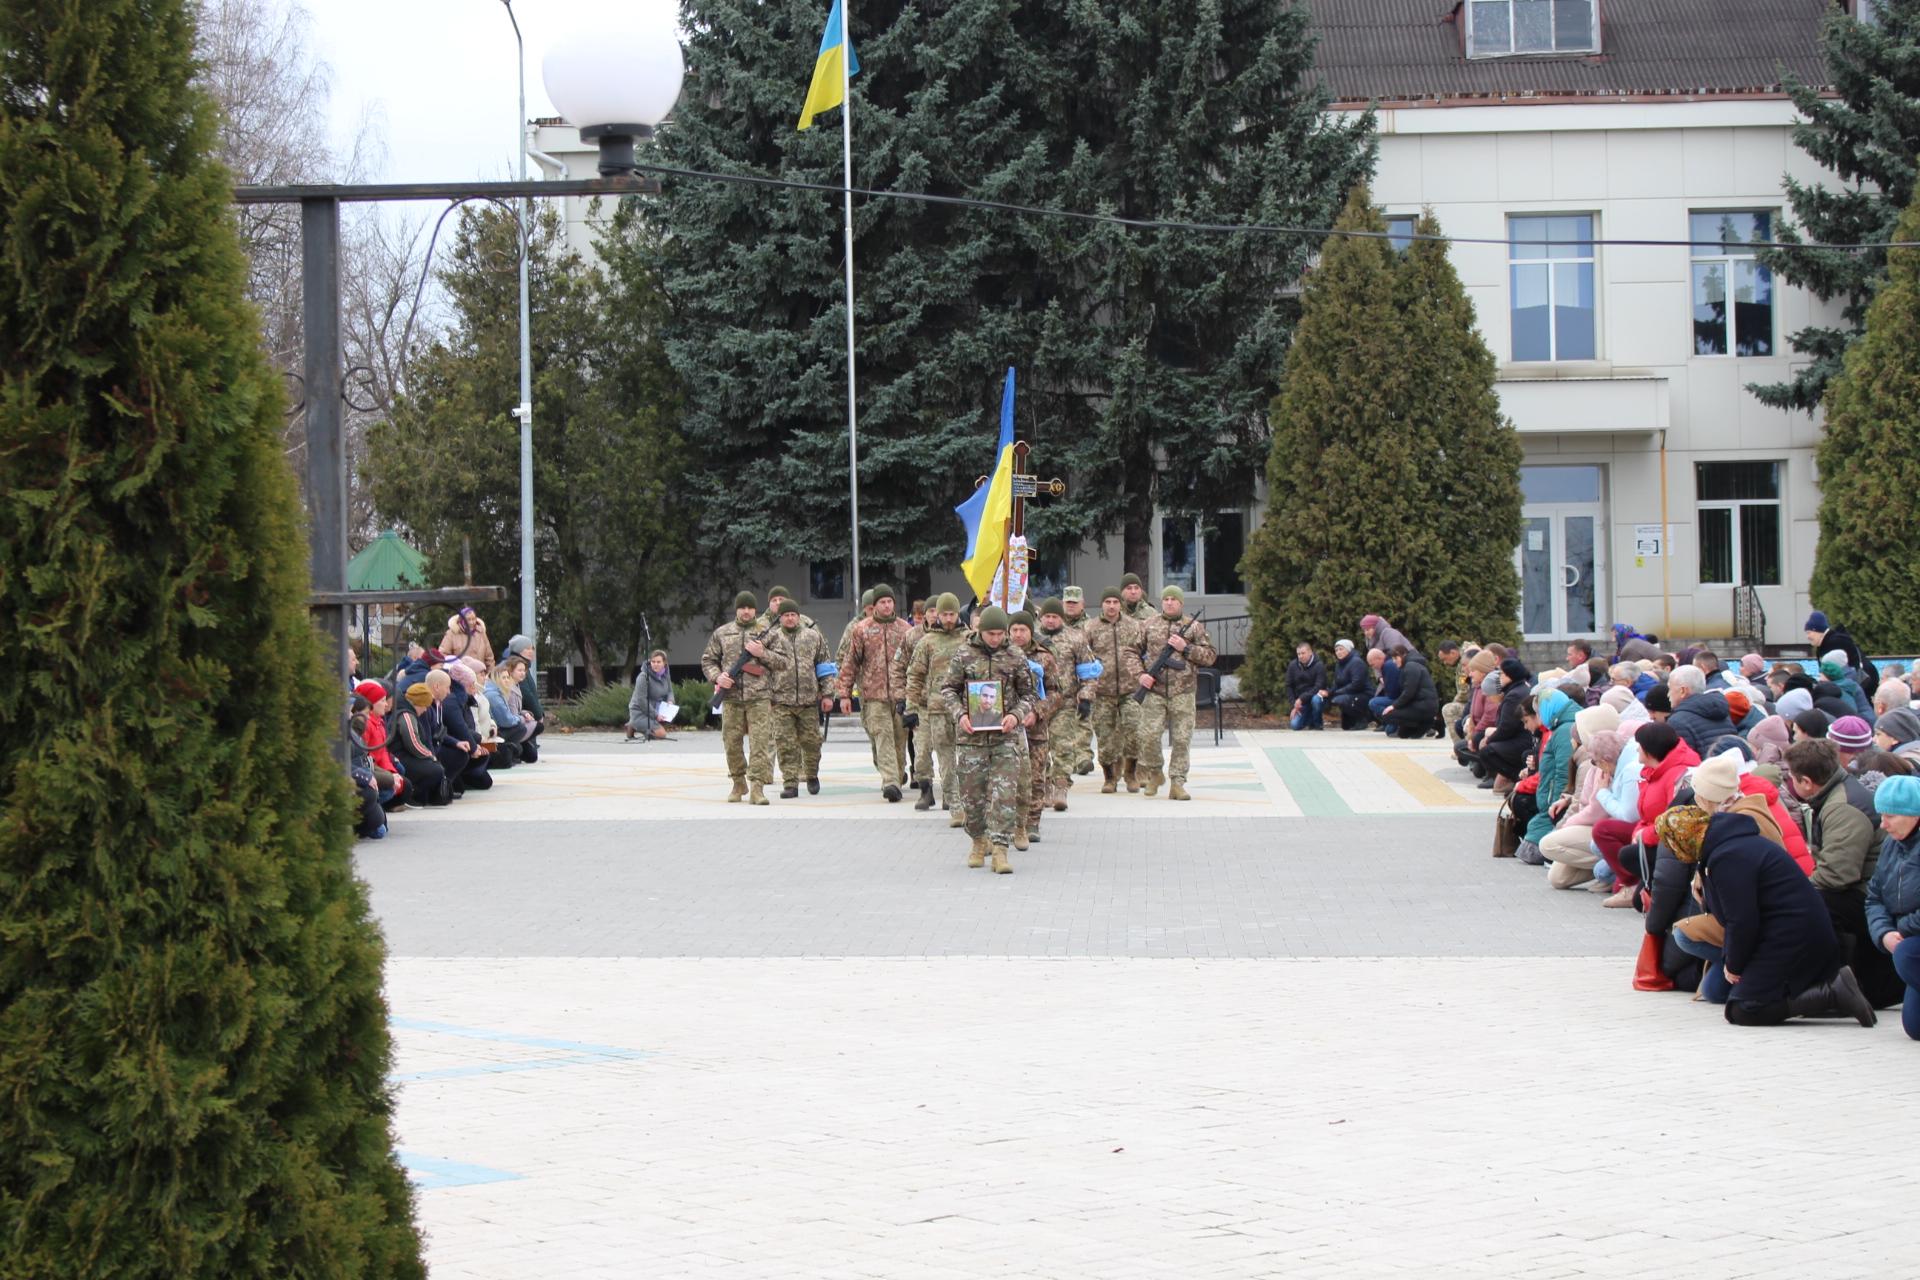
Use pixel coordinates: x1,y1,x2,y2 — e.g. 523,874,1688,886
1467,0,1598,57
1026,548,1070,605
809,559,844,601
1690,211,1775,357
1160,512,1246,595
1697,462,1782,587
1509,214,1596,362
1384,214,1416,253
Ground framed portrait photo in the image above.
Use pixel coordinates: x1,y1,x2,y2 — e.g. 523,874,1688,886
966,679,1004,729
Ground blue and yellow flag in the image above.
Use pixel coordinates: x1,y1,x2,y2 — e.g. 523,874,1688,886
797,0,860,131
954,368,1017,602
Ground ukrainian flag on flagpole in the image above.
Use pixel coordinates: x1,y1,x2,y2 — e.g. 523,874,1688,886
797,0,860,131
955,368,1017,603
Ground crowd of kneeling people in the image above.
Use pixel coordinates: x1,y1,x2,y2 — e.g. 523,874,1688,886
343,608,549,840
1445,613,1920,1037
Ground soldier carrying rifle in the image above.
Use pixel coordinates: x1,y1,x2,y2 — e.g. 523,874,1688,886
1133,586,1216,801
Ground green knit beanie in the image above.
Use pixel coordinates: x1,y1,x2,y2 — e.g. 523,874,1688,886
733,591,758,610
978,606,1011,631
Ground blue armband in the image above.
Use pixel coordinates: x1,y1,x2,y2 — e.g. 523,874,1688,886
814,662,839,679
1027,659,1046,700
1075,660,1104,681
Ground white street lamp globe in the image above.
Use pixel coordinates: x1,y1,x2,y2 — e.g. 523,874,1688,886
543,5,684,175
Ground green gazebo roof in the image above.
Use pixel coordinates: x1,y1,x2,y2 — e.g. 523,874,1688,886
346,529,428,593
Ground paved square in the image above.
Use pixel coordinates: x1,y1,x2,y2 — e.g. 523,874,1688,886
360,730,1920,1278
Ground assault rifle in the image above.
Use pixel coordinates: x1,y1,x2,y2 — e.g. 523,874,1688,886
1131,610,1206,705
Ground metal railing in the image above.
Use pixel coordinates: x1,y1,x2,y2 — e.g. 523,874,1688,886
1733,584,1766,653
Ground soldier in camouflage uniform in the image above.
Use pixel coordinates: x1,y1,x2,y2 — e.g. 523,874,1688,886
763,585,821,786
939,606,1036,874
700,591,791,804
1059,586,1096,776
910,594,975,825
1116,573,1158,791
767,598,830,797
1086,586,1146,793
1119,572,1156,623
1133,585,1217,801
1039,597,1096,811
836,583,913,801
902,592,966,813
1009,611,1065,848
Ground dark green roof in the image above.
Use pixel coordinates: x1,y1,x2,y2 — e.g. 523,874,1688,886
346,529,427,593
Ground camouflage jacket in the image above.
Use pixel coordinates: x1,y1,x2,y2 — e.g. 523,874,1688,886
768,621,829,707
700,619,792,701
1024,638,1069,743
836,616,912,702
1137,612,1217,699
905,623,969,709
1123,598,1157,624
1083,614,1146,700
939,631,1037,749
891,625,930,707
1039,623,1096,705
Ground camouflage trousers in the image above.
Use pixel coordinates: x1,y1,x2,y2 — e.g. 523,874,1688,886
721,698,774,785
1066,701,1094,772
1019,736,1051,829
771,702,822,784
1091,695,1135,766
1135,691,1195,785
923,711,957,801
861,699,909,787
957,735,1022,847
908,704,936,784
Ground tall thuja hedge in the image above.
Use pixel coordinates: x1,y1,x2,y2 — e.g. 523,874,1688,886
0,3,423,1276
1806,186,1920,652
1240,192,1522,708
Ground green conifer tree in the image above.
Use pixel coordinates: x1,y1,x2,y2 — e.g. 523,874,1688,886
1240,191,1410,705
1753,0,1920,412
0,3,423,1275
1806,186,1920,651
1394,211,1524,649
1240,195,1522,708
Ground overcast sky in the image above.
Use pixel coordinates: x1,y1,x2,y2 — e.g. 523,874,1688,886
306,0,680,185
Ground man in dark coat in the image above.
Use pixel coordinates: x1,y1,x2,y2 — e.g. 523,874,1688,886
1700,810,1878,1027
1806,610,1877,698
1328,639,1372,731
1284,642,1329,731
1665,669,1732,756
1382,647,1440,740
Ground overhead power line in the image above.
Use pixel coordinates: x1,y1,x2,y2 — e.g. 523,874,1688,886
619,160,1920,252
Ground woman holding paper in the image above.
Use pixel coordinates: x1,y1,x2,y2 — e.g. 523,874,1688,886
627,650,675,742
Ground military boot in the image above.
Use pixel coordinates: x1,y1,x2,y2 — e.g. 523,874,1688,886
1100,764,1117,795
806,777,820,795
728,779,747,804
1168,781,1191,801
1013,823,1029,851
780,781,799,800
967,836,988,869
1052,781,1068,812
1123,759,1141,793
948,803,966,829
1074,759,1094,776
914,780,935,811
990,844,1012,874
1027,822,1042,844
1142,771,1159,798
749,782,769,806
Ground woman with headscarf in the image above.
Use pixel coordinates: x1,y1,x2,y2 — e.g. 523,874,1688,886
1478,659,1534,793
1746,715,1792,768
1646,804,1714,994
438,605,496,669
1359,614,1413,658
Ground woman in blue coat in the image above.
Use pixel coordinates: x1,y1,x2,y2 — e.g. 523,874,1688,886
1700,811,1878,1027
1866,774,1920,1040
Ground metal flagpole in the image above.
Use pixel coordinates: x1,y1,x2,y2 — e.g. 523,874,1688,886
839,0,862,602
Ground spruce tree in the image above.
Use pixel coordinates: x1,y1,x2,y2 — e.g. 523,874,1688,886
1394,211,1524,650
642,0,1051,581
1022,0,1376,575
1753,0,1920,412
1806,186,1920,652
1240,191,1411,705
0,3,423,1275
1240,194,1521,708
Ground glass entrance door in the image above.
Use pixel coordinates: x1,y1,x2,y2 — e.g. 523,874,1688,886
1519,508,1604,640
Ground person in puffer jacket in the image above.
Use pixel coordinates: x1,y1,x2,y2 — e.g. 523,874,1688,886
1866,775,1920,1040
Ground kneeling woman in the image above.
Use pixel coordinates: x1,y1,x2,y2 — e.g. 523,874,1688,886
1866,775,1920,1041
1699,807,1877,1027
